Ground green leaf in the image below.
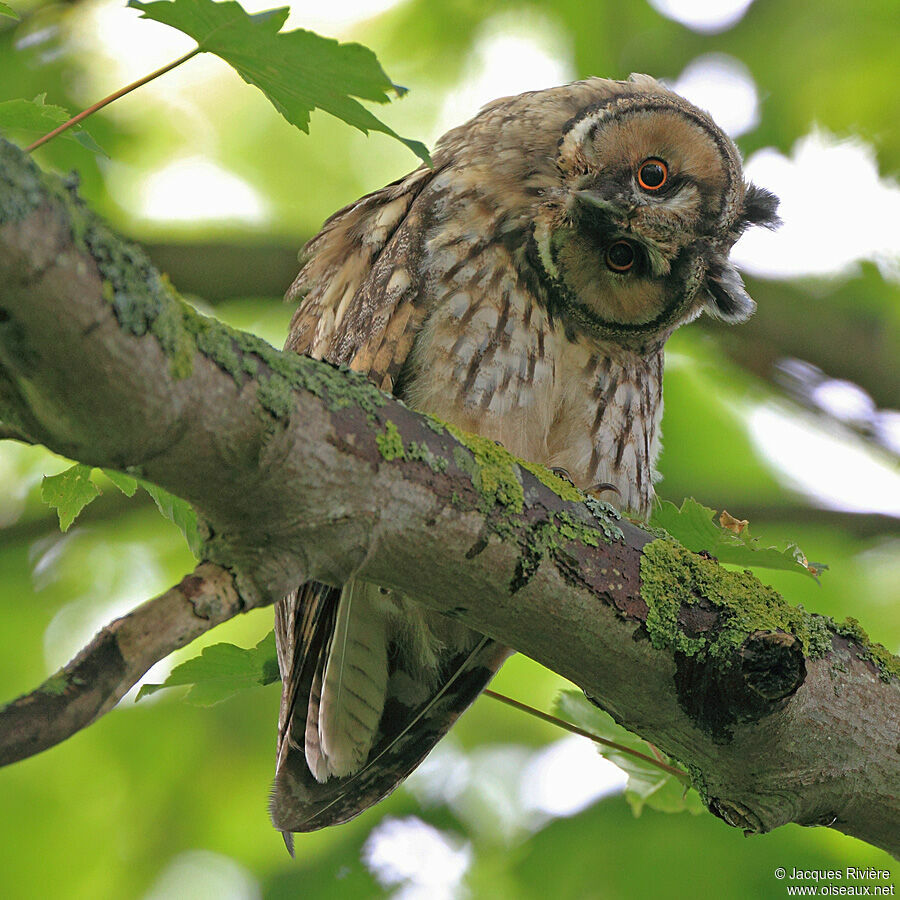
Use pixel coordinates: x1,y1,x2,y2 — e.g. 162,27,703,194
127,0,431,164
139,480,202,557
137,631,279,705
71,128,108,156
0,2,19,19
554,690,703,817
0,95,103,152
41,464,101,531
102,469,139,497
650,498,826,579
40,466,199,553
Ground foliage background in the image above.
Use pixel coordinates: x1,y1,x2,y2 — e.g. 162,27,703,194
0,0,898,896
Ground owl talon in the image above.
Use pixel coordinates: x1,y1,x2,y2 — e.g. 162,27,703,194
587,482,620,499
550,466,574,486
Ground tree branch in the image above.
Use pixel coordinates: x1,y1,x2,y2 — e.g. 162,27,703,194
0,563,240,766
1,140,897,857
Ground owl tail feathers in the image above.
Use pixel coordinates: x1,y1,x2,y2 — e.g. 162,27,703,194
307,581,389,782
270,638,511,836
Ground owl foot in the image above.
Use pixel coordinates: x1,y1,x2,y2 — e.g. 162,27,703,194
587,482,621,500
550,466,574,485
549,470,620,502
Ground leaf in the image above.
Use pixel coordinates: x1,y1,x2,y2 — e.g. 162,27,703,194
71,128,108,156
139,480,202,557
41,464,101,531
650,498,827,578
0,95,103,152
0,95,69,132
0,2,19,19
127,0,431,164
137,631,279,705
40,465,199,552
554,690,703,817
102,469,139,497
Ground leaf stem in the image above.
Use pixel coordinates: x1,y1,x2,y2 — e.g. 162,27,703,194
26,47,201,152
482,688,691,785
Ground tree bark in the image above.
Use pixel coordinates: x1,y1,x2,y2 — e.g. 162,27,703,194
1,139,898,858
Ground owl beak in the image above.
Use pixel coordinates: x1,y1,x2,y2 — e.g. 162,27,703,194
572,190,628,219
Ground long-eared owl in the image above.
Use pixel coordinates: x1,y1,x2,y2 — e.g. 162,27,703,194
270,74,779,843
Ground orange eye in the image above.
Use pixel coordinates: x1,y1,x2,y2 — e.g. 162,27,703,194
638,158,668,191
605,240,635,272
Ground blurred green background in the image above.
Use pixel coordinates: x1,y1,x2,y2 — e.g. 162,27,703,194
1,0,898,896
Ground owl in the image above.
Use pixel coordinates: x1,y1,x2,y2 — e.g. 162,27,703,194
269,74,779,845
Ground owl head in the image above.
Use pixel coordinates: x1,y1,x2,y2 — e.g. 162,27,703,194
436,74,780,344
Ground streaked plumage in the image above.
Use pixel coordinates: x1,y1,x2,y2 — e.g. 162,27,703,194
271,74,779,842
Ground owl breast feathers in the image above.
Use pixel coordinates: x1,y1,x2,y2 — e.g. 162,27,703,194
270,74,779,844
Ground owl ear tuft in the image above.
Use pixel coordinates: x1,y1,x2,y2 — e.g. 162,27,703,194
738,183,781,231
704,257,755,322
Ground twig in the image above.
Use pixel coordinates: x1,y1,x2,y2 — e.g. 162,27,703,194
26,49,200,152
482,689,690,784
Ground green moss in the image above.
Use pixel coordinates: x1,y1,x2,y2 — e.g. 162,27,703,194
8,146,195,381
191,310,243,379
405,440,449,473
0,142,195,379
371,421,624,587
518,460,582,503
554,511,600,548
369,419,622,592
373,423,451,471
38,672,67,696
185,304,388,421
422,415,446,434
438,432,622,542
511,520,559,591
183,305,389,419
0,139,73,225
376,420,406,461
255,373,294,418
640,538,834,662
446,425,524,514
582,496,625,542
287,359,385,418
82,217,197,380
834,617,900,682
155,305,195,379
511,511,614,592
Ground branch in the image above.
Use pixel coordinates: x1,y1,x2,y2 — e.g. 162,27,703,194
1,139,898,857
0,563,240,766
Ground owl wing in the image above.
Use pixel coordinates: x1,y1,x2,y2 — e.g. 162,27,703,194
272,165,511,841
284,165,438,392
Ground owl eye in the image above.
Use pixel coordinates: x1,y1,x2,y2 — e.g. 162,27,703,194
605,240,636,272
638,158,668,191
